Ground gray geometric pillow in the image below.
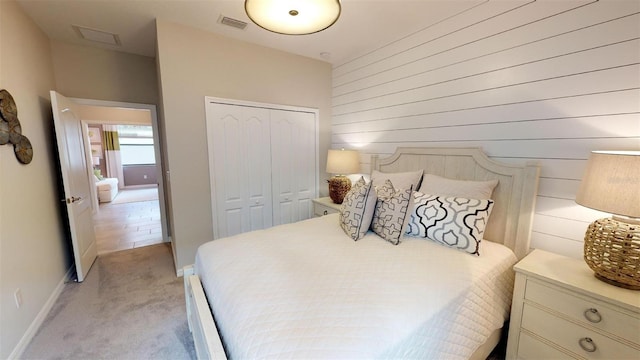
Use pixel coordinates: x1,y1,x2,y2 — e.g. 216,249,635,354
406,192,494,256
371,180,414,245
339,177,376,241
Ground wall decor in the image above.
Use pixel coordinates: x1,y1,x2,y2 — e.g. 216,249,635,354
91,144,103,159
0,119,8,144
88,126,101,143
0,89,33,164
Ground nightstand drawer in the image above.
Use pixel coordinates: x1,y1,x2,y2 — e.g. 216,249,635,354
314,203,332,216
312,197,342,217
525,279,640,344
313,202,340,217
517,332,574,360
522,304,639,359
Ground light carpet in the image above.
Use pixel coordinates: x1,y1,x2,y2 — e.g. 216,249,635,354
111,187,159,205
22,243,196,360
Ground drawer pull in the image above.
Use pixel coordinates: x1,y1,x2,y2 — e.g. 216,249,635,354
323,210,328,215
583,308,602,323
579,337,597,353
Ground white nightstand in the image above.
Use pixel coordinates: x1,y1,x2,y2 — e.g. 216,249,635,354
506,249,640,359
312,197,342,217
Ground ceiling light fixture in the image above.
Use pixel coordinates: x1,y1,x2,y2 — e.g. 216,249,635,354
244,0,341,35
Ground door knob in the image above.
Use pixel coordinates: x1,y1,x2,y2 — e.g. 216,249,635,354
66,196,82,204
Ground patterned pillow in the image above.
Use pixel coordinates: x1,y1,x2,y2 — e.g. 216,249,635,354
339,177,377,241
406,192,494,255
371,180,414,245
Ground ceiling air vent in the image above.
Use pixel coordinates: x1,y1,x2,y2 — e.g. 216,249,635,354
72,25,121,46
219,16,248,30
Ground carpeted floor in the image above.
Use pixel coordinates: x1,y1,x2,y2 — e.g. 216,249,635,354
22,243,196,360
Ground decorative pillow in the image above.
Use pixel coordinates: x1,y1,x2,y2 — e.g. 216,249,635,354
339,177,377,241
371,169,423,193
371,180,414,245
418,174,498,200
406,192,494,255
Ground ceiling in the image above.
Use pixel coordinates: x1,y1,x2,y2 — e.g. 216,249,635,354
17,0,483,65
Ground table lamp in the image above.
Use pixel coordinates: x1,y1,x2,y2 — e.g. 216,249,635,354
575,151,640,289
326,149,360,204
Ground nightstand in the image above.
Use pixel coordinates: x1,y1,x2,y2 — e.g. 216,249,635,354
506,249,640,359
312,197,342,217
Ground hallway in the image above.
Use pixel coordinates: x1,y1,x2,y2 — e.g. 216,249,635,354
94,187,163,254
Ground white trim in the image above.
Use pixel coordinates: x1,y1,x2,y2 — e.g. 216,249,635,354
205,96,318,114
80,120,101,215
121,184,158,190
70,98,170,257
8,267,74,360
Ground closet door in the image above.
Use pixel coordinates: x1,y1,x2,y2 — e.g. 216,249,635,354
207,103,272,238
270,109,316,226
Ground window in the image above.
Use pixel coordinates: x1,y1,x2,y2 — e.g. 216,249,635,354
118,125,156,165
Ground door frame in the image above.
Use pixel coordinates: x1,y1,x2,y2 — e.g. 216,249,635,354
72,97,170,246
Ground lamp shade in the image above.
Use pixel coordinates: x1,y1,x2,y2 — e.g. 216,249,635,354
326,149,359,175
245,0,341,35
92,156,100,166
576,151,640,218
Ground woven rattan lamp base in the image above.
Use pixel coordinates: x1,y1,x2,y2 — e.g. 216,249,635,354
328,176,351,204
583,216,640,290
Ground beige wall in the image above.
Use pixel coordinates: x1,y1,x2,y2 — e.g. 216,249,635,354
156,19,332,269
0,1,70,358
50,40,158,105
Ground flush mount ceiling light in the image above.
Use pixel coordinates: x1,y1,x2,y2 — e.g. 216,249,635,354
245,0,341,35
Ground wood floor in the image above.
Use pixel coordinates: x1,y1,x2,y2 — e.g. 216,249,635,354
93,188,163,254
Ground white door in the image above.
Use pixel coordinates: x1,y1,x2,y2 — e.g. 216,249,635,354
207,102,273,238
271,109,316,226
51,91,97,282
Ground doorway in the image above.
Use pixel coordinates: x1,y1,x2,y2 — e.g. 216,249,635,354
74,98,169,255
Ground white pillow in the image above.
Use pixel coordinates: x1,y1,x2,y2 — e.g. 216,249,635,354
339,177,377,241
418,174,498,200
371,180,414,245
371,169,423,192
406,192,494,255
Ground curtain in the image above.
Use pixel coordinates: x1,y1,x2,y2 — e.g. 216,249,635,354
103,125,124,189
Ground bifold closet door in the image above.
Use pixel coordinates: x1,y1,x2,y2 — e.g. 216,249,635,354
270,109,316,226
207,103,273,238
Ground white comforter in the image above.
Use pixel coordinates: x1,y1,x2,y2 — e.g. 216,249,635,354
195,214,517,359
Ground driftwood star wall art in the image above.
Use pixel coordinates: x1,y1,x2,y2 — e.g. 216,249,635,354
0,89,33,164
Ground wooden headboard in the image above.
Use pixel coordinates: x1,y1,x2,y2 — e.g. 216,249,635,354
372,147,540,259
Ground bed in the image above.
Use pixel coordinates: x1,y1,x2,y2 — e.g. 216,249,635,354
184,147,540,359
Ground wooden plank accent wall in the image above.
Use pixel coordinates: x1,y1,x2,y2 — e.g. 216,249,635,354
330,0,640,259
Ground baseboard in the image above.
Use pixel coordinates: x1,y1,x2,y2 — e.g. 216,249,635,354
8,267,74,360
122,184,157,189
177,265,196,278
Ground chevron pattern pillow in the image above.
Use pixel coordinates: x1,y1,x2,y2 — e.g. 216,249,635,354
371,180,414,245
406,192,494,255
339,177,377,241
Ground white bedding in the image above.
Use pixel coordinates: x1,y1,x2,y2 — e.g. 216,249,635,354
195,214,517,359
